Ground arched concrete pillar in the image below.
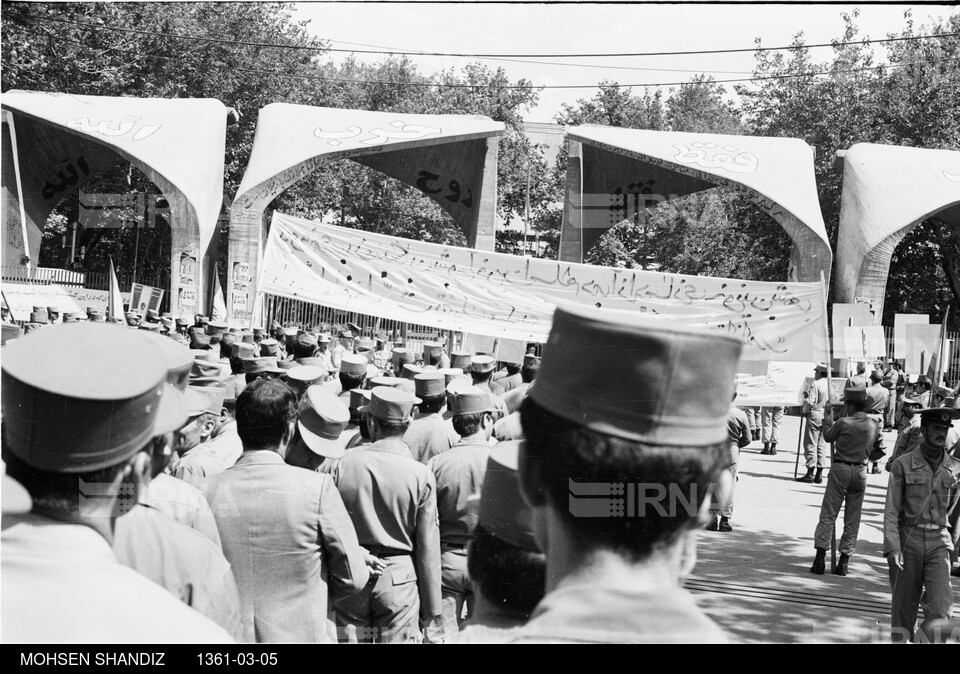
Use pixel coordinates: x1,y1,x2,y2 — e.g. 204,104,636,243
228,104,504,324
558,126,832,285
834,143,960,323
1,91,228,317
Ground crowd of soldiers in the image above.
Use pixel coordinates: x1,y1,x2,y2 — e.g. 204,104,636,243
1,302,959,643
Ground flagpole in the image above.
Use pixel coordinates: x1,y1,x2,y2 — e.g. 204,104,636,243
932,306,950,407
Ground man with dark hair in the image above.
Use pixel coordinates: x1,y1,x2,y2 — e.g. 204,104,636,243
427,386,497,636
510,305,738,643
404,373,459,464
338,354,368,405
469,355,508,420
809,386,878,576
205,379,369,643
798,364,830,484
501,354,540,415
332,387,443,643
454,441,546,642
1,323,234,643
884,407,960,643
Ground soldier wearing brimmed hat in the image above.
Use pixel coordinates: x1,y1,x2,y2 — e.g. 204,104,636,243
508,305,740,643
705,391,751,534
204,379,370,643
338,354,369,406
468,355,508,421
242,356,285,385
865,370,890,474
808,385,879,577
172,387,231,490
500,354,540,414
332,387,443,643
887,394,925,469
798,364,831,484
884,406,960,642
330,329,355,372
426,386,498,638
1,323,233,643
285,386,356,475
490,357,523,397
453,441,546,641
373,334,392,371
403,373,459,464
391,347,414,378
344,388,373,451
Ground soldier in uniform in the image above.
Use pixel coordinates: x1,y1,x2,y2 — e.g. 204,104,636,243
865,370,890,474
500,354,540,414
509,305,737,643
373,334,393,372
798,364,830,483
1,323,234,643
453,441,545,642
706,391,751,533
172,387,231,489
886,395,924,468
404,372,459,464
284,386,353,475
759,405,784,455
883,407,960,642
882,361,902,431
338,354,369,405
809,386,878,576
426,387,497,636
469,355,508,420
332,387,443,643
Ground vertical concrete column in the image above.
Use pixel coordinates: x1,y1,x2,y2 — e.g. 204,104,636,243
226,202,266,326
470,136,498,251
558,140,584,263
166,191,203,319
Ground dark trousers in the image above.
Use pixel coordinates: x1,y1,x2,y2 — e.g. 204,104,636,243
888,528,954,643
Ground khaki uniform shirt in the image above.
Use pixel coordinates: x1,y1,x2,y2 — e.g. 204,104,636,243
1,514,234,643
332,441,442,618
113,503,243,640
883,447,960,555
427,441,491,547
823,411,878,464
404,413,460,464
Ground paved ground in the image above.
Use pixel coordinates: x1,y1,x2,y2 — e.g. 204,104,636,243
686,414,960,643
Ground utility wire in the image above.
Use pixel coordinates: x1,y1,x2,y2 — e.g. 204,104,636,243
7,11,959,59
12,19,959,91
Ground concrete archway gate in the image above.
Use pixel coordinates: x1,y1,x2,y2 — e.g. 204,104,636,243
228,103,504,324
1,91,229,317
834,142,960,322
559,125,832,285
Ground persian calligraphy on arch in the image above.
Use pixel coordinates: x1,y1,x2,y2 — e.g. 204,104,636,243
258,212,827,362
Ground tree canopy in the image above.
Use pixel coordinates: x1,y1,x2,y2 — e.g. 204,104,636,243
2,4,957,327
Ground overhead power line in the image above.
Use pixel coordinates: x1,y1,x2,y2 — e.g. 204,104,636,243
12,19,960,91
7,11,959,60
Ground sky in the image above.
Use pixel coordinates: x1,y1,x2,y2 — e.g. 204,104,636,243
294,2,957,122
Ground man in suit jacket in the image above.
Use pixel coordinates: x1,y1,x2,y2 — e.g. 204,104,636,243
205,379,369,643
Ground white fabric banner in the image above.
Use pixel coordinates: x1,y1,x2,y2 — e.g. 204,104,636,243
2,281,130,318
258,212,827,362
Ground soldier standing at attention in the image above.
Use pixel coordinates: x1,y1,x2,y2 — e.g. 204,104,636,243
798,364,830,484
883,407,960,643
809,386,878,577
